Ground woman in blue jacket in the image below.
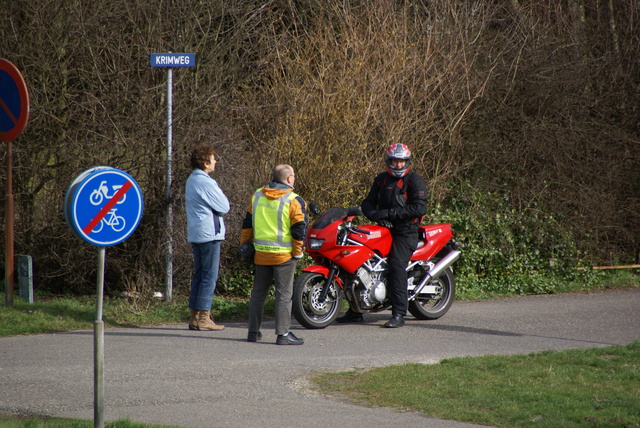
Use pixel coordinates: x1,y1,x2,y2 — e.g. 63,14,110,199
185,144,230,331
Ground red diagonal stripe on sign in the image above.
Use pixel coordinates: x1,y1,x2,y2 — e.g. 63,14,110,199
83,180,133,234
0,97,18,125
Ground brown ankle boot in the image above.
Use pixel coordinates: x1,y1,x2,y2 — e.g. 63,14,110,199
188,309,198,330
196,310,224,331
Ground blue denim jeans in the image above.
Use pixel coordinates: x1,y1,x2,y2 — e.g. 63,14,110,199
189,241,221,311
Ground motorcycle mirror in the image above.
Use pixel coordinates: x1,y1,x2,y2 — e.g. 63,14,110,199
309,202,320,215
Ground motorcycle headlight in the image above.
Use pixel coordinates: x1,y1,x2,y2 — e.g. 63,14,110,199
308,238,325,250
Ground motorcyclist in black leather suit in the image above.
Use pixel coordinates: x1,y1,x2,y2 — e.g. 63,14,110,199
336,143,427,328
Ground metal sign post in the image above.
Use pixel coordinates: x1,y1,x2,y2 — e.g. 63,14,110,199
94,247,105,428
65,167,144,428
4,141,14,305
150,53,196,303
0,58,30,307
165,65,173,303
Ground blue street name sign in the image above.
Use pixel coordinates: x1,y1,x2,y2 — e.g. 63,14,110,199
65,167,144,247
149,53,196,68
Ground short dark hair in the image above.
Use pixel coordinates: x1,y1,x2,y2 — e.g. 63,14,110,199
191,145,215,170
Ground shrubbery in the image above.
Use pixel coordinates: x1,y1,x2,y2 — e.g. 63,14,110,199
1,1,637,298
430,182,598,296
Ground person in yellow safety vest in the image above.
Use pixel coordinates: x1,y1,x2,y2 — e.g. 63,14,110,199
240,164,307,345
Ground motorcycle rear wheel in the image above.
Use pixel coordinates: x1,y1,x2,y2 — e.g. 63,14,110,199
292,272,343,329
408,266,455,320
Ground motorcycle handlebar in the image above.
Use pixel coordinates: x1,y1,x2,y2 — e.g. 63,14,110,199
352,227,370,235
347,206,362,217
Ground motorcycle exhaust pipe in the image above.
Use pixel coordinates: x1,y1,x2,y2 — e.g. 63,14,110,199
409,250,461,301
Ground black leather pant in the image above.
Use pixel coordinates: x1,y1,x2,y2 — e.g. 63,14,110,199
387,228,419,317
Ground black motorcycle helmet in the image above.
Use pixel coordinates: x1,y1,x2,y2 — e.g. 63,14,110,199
384,143,412,178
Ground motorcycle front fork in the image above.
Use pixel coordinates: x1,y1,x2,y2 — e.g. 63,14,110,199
318,263,338,303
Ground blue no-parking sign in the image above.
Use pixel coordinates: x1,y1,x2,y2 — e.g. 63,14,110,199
65,167,144,246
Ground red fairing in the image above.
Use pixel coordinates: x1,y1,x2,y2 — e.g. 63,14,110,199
306,224,375,274
319,246,374,274
302,265,331,275
347,225,392,256
411,224,453,261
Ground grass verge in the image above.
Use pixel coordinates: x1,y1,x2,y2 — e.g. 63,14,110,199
310,341,640,427
0,294,262,338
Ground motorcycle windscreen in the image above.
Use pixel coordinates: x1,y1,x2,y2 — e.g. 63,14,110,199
310,207,351,229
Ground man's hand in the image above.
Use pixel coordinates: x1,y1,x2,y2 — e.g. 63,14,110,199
385,208,397,220
368,210,384,221
378,219,393,229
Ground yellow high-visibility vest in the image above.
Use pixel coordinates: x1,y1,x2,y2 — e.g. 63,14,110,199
251,189,298,253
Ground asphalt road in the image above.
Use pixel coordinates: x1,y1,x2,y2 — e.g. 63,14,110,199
1,288,639,428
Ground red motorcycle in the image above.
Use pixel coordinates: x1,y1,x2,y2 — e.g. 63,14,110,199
292,205,461,329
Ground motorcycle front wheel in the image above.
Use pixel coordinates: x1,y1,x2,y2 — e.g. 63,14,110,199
408,266,455,320
292,272,343,329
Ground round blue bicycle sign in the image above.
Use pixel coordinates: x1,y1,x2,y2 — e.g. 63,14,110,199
65,167,144,246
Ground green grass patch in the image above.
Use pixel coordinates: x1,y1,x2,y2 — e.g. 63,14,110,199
0,294,258,338
456,268,639,300
311,341,640,427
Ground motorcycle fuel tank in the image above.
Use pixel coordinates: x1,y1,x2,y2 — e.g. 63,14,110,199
348,225,392,256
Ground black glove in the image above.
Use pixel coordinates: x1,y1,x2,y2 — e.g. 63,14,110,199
386,208,397,220
368,210,383,222
369,208,397,222
378,219,393,229
237,242,255,264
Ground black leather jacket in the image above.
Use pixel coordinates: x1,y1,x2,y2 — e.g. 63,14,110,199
361,170,427,232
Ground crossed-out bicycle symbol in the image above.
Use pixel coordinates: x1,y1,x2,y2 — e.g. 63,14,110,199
90,181,127,206
91,208,126,233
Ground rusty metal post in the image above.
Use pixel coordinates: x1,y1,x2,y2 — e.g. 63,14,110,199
5,141,14,306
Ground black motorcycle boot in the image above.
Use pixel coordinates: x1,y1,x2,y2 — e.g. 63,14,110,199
336,308,364,323
383,314,405,328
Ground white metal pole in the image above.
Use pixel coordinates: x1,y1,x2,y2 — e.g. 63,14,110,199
164,68,174,303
